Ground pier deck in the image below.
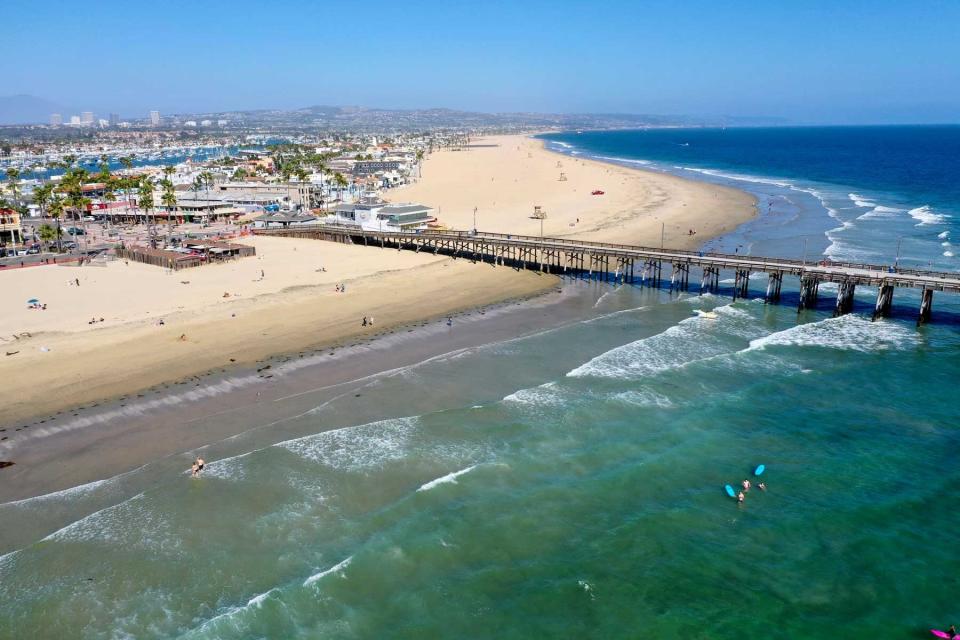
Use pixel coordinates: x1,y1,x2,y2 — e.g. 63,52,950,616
255,226,960,323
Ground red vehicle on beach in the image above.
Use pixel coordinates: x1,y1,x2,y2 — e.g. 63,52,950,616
591,190,605,195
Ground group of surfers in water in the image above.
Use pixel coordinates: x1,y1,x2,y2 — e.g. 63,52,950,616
736,478,766,504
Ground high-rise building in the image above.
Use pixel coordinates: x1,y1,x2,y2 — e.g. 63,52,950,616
69,115,81,125
149,110,160,126
109,113,120,126
50,113,62,126
81,111,94,125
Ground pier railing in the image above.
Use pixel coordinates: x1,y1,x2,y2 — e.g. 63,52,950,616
254,224,960,323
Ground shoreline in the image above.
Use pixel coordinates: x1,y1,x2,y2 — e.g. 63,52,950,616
0,132,760,500
0,280,582,505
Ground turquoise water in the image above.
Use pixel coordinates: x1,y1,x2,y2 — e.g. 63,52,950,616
3,128,960,638
3,284,959,638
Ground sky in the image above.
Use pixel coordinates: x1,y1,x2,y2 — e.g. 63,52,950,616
3,0,959,124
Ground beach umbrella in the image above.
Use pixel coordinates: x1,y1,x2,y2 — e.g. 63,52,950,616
27,298,39,304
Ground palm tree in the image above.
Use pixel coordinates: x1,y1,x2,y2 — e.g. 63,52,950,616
62,168,91,248
415,149,425,178
161,177,177,233
138,176,156,247
4,168,21,204
33,183,53,219
48,195,65,252
334,172,348,203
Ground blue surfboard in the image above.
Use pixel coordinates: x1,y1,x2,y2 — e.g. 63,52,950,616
724,484,736,498
754,464,765,476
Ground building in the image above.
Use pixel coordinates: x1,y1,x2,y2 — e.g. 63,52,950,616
330,200,435,232
212,181,323,210
50,113,62,126
109,113,120,126
216,119,228,127
251,212,319,229
352,160,403,176
81,111,94,125
69,115,81,125
0,208,24,250
200,119,212,127
149,110,160,126
184,120,197,127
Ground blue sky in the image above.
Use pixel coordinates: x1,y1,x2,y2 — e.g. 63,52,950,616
4,0,959,123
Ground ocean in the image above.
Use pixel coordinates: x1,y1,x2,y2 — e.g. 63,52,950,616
2,127,959,639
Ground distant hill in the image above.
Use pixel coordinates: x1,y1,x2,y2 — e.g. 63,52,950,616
0,94,66,125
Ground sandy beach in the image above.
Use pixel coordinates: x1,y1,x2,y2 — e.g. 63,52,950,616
0,236,554,427
0,133,756,464
393,135,756,248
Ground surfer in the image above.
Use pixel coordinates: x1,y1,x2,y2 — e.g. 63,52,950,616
737,491,745,504
758,482,766,491
741,479,751,492
192,456,205,477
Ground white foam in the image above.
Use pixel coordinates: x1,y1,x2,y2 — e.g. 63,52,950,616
0,373,262,452
2,476,113,507
748,315,918,353
502,383,566,407
908,205,949,226
418,465,479,492
611,388,674,408
938,231,950,239
679,166,793,188
551,141,574,150
856,205,901,220
567,316,745,380
279,417,417,471
594,155,652,166
944,251,955,257
304,555,353,586
848,193,877,208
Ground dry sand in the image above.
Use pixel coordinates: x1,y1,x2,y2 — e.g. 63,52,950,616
392,135,756,248
0,133,756,428
0,236,554,425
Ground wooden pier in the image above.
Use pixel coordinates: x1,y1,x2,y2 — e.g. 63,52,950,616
255,226,960,324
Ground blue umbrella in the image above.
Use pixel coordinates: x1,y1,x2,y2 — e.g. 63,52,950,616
27,298,39,304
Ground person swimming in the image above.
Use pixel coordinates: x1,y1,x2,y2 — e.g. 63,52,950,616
191,457,205,477
737,491,745,504
742,479,751,492
758,482,766,491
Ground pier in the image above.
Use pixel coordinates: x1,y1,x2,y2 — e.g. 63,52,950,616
255,226,960,325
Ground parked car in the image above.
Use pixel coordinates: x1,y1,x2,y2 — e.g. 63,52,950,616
67,227,85,236
61,241,78,251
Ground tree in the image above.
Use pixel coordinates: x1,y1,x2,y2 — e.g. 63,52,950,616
4,168,21,204
161,165,176,231
37,223,60,250
62,168,91,248
33,183,53,218
415,148,425,178
48,194,65,252
138,176,156,247
334,172,348,203
161,178,177,232
232,167,248,180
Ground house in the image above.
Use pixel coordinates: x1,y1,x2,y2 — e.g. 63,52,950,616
0,208,24,248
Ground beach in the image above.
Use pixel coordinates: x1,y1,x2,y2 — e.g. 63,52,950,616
393,135,756,247
4,127,957,640
0,235,555,429
0,135,754,432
